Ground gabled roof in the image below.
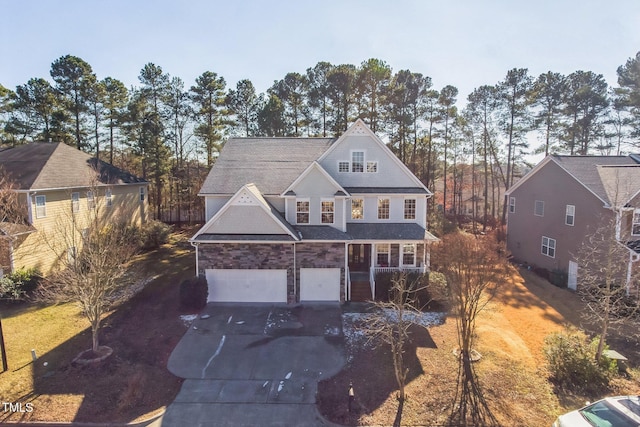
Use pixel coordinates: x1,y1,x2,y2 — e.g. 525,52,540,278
281,161,349,197
507,154,640,207
198,137,335,195
0,142,145,190
192,183,299,242
597,165,640,207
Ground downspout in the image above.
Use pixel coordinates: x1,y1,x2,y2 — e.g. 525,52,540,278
293,242,297,302
345,241,349,301
190,241,199,276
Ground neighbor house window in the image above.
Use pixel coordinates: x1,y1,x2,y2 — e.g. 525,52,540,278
402,243,416,266
351,198,363,220
321,200,334,224
378,198,390,219
296,200,309,224
87,191,95,209
565,205,575,226
35,195,46,218
71,192,80,213
633,210,640,235
139,186,145,202
542,236,556,258
509,197,516,213
534,200,544,217
338,161,350,172
351,151,364,173
376,243,390,266
404,199,416,220
367,161,378,173
105,188,113,207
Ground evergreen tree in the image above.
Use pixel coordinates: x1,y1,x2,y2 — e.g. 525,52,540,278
226,79,262,137
190,71,228,167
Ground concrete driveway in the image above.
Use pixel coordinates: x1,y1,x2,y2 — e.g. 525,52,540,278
162,304,346,427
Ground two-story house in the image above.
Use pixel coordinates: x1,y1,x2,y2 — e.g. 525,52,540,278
506,154,640,292
0,142,148,276
190,119,438,303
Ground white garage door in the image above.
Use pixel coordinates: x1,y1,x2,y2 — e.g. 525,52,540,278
300,268,341,301
205,269,287,303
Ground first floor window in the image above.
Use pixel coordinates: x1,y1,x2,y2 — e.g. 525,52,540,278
351,198,363,219
404,199,416,220
565,204,575,226
296,200,309,224
402,243,416,266
542,236,556,258
509,197,516,213
35,195,46,218
338,161,350,172
378,198,390,219
71,192,80,213
633,210,640,235
87,191,95,209
376,243,390,266
105,188,113,207
321,200,334,224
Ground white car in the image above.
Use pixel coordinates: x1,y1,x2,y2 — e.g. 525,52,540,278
553,396,640,427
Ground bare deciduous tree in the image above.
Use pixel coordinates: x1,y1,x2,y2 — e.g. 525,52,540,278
432,232,508,426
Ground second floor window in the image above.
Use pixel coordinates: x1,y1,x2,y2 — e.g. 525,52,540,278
71,192,80,213
351,151,364,173
404,199,416,220
338,161,350,172
296,200,309,224
87,191,95,210
351,198,363,219
535,200,544,217
35,195,46,219
509,197,516,213
633,210,640,235
321,200,334,224
542,236,556,258
565,205,575,226
378,198,390,220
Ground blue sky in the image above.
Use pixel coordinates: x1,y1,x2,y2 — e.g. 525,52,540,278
2,0,640,103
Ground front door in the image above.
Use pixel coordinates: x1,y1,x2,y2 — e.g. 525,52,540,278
348,244,371,272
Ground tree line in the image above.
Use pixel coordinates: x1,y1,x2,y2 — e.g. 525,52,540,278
1,53,639,225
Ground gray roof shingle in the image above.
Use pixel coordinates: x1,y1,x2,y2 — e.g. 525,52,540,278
0,142,145,190
295,225,350,241
346,223,429,240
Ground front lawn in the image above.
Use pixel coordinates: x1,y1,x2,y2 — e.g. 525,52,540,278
0,228,197,423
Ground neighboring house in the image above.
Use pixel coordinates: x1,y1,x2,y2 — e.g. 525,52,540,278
506,154,640,292
0,142,148,276
191,119,438,303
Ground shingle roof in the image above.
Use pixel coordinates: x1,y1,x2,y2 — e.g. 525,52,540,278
193,234,296,242
346,223,430,241
199,137,335,195
597,165,640,207
344,187,429,194
552,155,639,205
0,142,145,190
0,222,36,237
295,225,350,241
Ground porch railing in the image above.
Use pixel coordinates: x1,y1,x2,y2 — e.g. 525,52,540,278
372,265,428,274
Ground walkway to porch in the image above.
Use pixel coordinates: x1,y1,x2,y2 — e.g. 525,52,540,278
349,271,371,302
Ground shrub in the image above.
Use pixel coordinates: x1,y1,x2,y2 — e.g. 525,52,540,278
180,276,208,310
544,327,617,395
0,268,41,300
140,220,172,250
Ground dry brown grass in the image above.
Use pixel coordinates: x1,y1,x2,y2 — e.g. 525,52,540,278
318,264,640,426
0,227,198,423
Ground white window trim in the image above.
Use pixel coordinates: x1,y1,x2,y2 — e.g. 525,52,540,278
35,195,46,219
534,200,544,217
401,243,416,267
105,188,113,208
632,209,640,236
351,198,364,220
71,192,80,214
351,150,365,173
565,204,575,226
296,198,310,224
404,198,416,220
321,199,335,224
375,243,390,267
378,198,390,220
541,236,556,258
338,161,350,173
509,197,516,214
366,161,378,173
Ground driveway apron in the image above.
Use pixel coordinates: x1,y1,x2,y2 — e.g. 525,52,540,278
162,304,346,427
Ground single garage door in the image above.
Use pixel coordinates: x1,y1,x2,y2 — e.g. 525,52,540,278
205,269,287,303
300,268,341,301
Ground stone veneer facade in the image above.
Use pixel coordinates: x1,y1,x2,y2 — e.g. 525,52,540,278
197,242,346,303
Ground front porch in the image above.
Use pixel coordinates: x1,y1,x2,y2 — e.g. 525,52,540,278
347,242,428,302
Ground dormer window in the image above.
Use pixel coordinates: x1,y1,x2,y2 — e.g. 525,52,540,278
367,161,378,173
338,161,350,172
351,151,364,173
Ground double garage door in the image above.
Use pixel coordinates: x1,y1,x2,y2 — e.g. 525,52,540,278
205,268,340,303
